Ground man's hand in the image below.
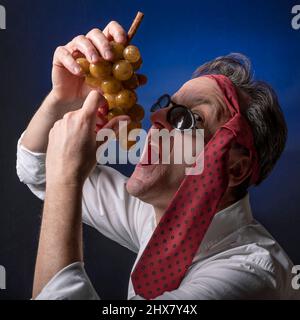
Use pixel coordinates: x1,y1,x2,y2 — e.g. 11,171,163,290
21,21,128,153
51,21,128,112
46,90,129,187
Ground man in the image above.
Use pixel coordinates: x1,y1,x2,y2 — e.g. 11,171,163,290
16,21,299,300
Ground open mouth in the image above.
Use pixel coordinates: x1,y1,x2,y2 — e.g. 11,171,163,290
138,125,167,166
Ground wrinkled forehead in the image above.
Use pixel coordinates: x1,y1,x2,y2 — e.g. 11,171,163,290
172,76,227,107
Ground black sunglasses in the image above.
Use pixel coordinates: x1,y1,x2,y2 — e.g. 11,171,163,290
151,94,202,131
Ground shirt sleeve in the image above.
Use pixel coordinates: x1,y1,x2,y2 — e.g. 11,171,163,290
34,262,100,300
16,133,46,200
16,132,154,253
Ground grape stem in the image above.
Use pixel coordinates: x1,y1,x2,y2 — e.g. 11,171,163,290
127,11,144,43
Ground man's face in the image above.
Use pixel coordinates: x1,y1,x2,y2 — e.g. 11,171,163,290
126,76,231,208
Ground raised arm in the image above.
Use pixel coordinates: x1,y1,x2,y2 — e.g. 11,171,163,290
32,91,129,298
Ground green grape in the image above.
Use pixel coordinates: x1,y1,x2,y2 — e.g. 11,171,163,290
127,104,145,122
123,45,141,63
131,58,143,71
85,75,102,88
122,74,139,90
101,77,122,94
137,74,148,86
111,41,125,61
107,107,126,121
120,137,137,150
112,60,133,81
126,121,142,132
90,61,112,78
76,58,90,74
115,89,137,110
119,121,142,150
103,93,116,110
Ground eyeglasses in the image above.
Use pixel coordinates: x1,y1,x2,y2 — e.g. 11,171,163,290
151,94,202,131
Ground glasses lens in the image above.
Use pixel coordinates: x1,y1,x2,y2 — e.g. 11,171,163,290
158,94,170,108
167,106,194,130
150,102,160,112
150,94,170,112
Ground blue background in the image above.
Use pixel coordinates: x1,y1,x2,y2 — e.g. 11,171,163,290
0,0,300,299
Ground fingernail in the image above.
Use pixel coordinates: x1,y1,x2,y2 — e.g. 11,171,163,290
74,66,82,74
91,54,98,63
104,50,113,60
117,35,126,43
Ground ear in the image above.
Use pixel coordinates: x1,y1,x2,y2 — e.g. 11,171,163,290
228,152,252,188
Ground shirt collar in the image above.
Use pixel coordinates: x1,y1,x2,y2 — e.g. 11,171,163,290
199,192,254,252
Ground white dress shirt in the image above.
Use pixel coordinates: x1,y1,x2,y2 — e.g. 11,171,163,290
16,133,300,300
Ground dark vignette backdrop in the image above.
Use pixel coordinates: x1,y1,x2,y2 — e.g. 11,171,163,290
0,0,300,300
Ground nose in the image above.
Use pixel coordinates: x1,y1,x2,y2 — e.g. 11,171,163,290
150,107,173,130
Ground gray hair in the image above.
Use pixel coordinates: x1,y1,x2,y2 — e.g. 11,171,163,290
192,53,288,185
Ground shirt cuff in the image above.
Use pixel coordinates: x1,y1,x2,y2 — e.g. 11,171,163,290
34,262,100,300
16,131,47,199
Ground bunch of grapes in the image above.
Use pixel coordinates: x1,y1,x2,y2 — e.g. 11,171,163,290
76,42,147,150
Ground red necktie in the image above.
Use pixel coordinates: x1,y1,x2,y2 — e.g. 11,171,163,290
131,75,260,299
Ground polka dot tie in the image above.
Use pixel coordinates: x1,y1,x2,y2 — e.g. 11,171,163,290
131,75,260,299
